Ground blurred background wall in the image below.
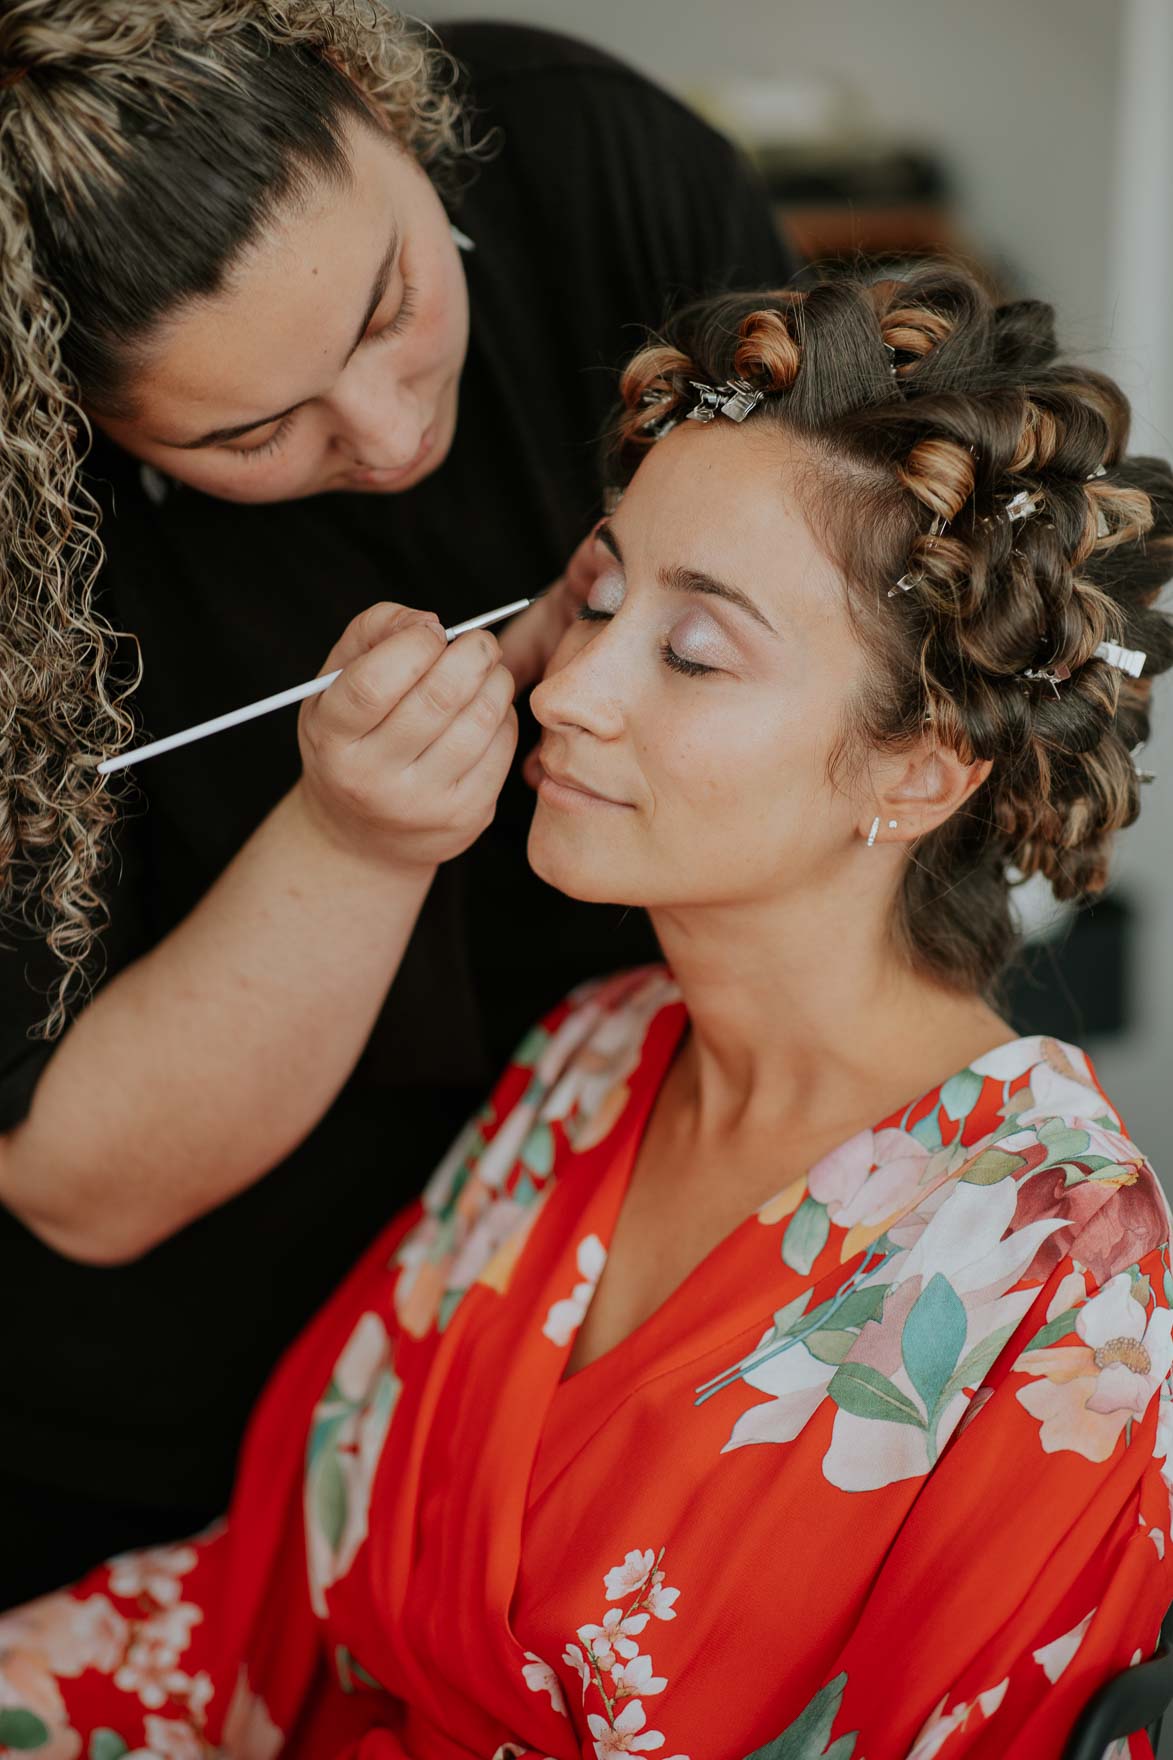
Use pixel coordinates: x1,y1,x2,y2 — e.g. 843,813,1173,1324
418,0,1173,1178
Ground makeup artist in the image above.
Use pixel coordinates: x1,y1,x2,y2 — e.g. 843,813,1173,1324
0,2,793,1606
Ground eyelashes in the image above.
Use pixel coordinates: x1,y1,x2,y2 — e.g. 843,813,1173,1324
233,278,420,463
574,605,716,677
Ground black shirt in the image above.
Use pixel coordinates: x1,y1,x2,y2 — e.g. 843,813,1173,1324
0,21,793,1606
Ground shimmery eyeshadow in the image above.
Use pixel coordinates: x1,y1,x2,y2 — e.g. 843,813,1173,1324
670,610,742,669
589,569,627,615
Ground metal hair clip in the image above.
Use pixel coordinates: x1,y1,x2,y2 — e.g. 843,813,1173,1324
1022,660,1072,698
1132,742,1157,785
602,484,625,515
1004,488,1044,522
1088,464,1108,479
887,516,946,597
883,343,899,379
638,390,681,442
685,378,765,425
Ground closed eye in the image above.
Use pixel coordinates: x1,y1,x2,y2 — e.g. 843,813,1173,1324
574,604,717,676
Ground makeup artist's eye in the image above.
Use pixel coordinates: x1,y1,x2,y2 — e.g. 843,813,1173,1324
571,605,717,677
235,413,296,461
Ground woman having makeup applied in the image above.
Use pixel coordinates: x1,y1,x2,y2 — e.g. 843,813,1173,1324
6,267,1173,1759
0,1,793,1604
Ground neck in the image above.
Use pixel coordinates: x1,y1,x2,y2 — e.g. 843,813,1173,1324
649,863,1013,1145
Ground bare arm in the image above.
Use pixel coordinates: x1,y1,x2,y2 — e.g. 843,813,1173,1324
0,603,518,1264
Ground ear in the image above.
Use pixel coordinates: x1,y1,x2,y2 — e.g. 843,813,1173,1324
865,743,993,844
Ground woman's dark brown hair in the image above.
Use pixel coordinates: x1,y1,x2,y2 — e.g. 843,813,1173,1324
610,266,1173,1000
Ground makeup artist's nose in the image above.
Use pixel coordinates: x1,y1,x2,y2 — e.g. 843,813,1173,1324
330,357,423,470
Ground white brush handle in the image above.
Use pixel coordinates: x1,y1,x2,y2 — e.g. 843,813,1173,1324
96,597,533,776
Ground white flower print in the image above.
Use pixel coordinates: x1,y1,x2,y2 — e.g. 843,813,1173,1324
138,1715,204,1760
604,1551,656,1600
587,1699,666,1755
610,1655,667,1698
522,1651,568,1716
564,1547,689,1760
107,1545,198,1608
113,1604,203,1709
563,1642,592,1696
1033,1608,1096,1683
0,1593,128,1679
907,1678,1008,1757
577,1607,650,1667
543,1235,607,1346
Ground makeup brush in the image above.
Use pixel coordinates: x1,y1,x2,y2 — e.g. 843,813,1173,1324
86,596,538,777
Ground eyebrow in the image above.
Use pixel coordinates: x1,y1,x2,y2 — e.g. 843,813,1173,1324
596,520,778,635
164,221,401,450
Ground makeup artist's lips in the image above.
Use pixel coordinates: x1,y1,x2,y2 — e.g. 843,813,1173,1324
536,761,632,811
348,424,435,487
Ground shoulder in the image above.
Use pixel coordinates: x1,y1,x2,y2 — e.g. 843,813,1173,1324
925,1034,1169,1288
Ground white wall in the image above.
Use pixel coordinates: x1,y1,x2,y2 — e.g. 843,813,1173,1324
418,0,1173,1168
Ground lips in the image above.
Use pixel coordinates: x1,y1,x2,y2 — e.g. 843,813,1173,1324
537,757,627,807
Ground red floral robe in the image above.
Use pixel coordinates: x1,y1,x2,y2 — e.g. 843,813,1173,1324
3,965,1173,1760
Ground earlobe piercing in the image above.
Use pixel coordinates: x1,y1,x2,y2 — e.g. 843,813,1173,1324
888,819,898,830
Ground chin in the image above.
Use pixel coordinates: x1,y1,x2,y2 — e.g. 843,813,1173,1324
526,818,635,905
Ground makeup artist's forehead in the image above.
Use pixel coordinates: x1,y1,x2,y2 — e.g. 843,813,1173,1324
619,425,846,631
123,119,403,433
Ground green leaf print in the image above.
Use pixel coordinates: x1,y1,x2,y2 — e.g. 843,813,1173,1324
939,1320,1017,1407
1037,1119,1091,1158
1022,1306,1081,1353
772,1291,814,1337
315,1447,348,1553
783,1197,831,1276
740,1672,859,1759
827,1283,888,1331
909,1107,943,1151
961,1148,1023,1186
511,1023,551,1069
827,1361,924,1427
902,1273,966,1416
89,1733,129,1760
939,1068,983,1122
519,1123,554,1178
0,1711,50,1750
805,1329,856,1365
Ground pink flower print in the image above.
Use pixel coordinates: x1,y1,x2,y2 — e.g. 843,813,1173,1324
107,1545,197,1608
521,1652,568,1716
0,1593,128,1679
808,1127,934,1232
219,1668,283,1760
1016,1275,1173,1459
644,1582,679,1621
604,1551,656,1601
543,1235,607,1346
587,1698,668,1755
578,1607,649,1668
611,1655,667,1699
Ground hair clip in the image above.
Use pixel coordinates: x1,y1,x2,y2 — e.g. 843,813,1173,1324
1131,742,1156,784
1095,640,1146,678
601,485,625,515
1004,488,1044,522
883,343,899,379
1088,464,1108,479
638,389,681,442
1022,660,1072,698
685,378,765,425
887,573,923,599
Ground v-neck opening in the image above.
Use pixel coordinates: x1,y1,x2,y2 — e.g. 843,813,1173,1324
553,1023,1062,1401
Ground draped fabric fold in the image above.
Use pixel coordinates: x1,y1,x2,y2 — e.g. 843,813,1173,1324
3,965,1172,1759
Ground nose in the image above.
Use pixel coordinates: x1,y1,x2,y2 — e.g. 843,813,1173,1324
530,622,628,743
329,351,424,471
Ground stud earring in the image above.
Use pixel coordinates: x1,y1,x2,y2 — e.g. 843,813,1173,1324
888,819,898,830
866,816,880,847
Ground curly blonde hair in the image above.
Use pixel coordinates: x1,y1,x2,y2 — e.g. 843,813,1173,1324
610,267,1173,998
0,0,468,1037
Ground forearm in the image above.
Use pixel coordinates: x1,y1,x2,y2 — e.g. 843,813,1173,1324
0,783,434,1263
